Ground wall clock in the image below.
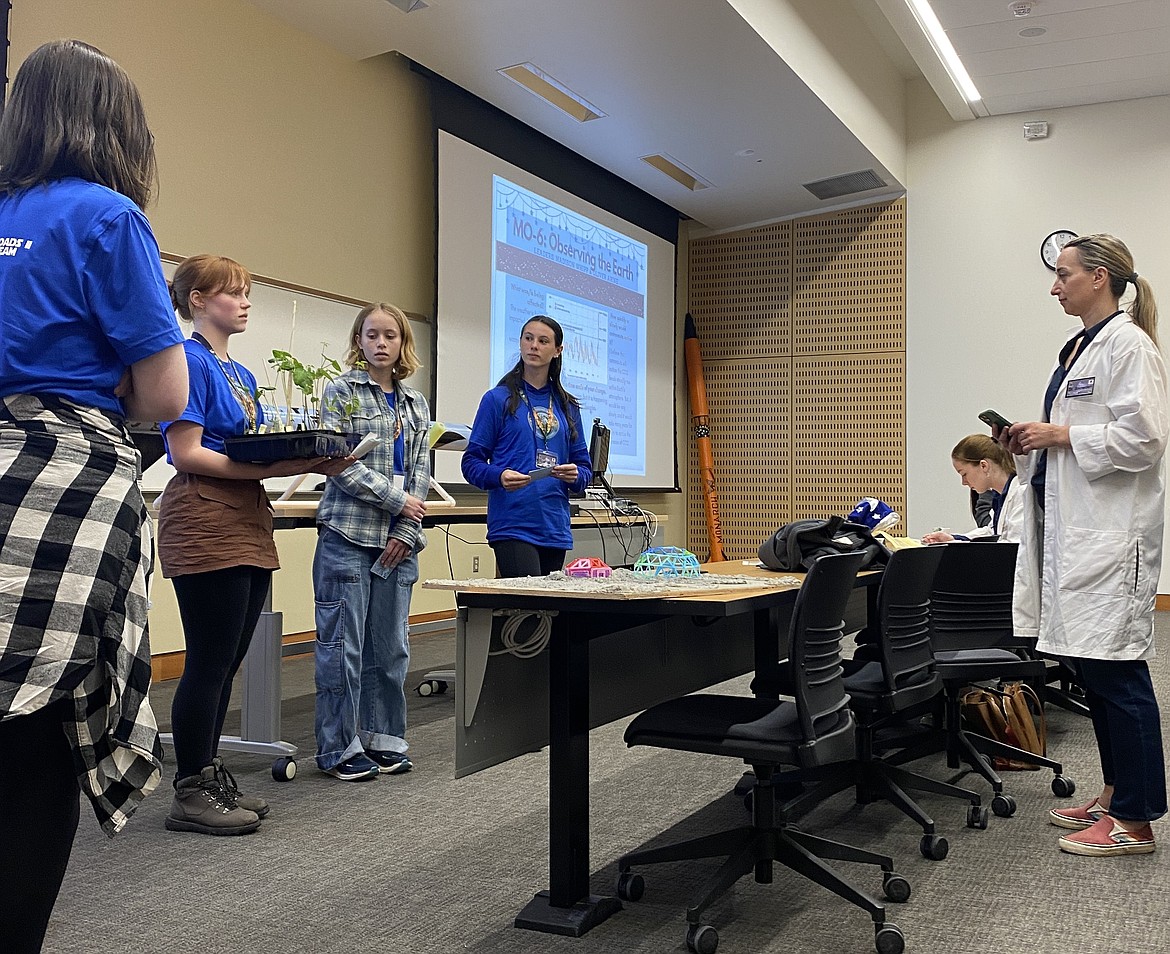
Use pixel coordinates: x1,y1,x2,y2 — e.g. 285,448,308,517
1041,230,1077,270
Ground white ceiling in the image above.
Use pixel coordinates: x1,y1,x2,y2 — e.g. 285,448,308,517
922,0,1170,116
242,0,1169,231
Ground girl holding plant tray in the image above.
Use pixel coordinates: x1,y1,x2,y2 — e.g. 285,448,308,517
312,303,431,781
157,254,352,835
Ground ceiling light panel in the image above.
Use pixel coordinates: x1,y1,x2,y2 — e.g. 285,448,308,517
906,0,984,104
498,63,606,123
639,153,713,191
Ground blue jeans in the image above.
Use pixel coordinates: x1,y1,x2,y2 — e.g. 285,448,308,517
1070,656,1167,823
313,528,416,771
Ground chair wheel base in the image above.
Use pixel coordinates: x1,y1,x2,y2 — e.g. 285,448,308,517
687,923,718,954
919,834,948,860
875,923,905,954
991,793,1017,817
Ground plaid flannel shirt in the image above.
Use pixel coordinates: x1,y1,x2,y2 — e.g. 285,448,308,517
315,369,431,551
1,395,162,836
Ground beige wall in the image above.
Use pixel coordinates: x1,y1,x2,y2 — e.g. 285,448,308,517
13,0,686,654
904,79,1170,584
12,0,434,310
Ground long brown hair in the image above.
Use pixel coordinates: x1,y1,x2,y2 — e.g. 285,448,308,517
499,315,581,441
0,39,158,209
951,433,1015,474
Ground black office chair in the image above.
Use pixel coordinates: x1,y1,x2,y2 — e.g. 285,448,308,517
782,546,988,862
616,552,908,954
922,542,1075,815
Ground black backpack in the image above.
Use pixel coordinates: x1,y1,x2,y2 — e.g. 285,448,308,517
758,515,888,572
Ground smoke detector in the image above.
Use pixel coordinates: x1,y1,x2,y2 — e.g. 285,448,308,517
1009,1,1033,16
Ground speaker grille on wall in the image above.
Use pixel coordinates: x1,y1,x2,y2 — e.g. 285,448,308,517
802,169,887,201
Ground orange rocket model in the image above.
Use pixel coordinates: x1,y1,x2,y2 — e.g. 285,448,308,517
684,312,724,562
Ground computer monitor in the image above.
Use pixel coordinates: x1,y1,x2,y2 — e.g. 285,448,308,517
588,418,615,498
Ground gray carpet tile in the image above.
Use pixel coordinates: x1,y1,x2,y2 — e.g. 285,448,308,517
42,623,1170,954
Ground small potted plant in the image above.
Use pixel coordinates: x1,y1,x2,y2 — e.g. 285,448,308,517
224,346,358,462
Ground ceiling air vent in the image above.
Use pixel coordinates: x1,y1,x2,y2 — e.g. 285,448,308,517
384,0,428,12
802,169,887,201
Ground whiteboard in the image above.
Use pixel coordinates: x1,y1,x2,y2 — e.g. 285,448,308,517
140,258,433,492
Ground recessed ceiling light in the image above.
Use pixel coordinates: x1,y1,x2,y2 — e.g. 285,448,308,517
1019,26,1046,37
383,0,428,12
735,148,756,158
639,153,712,191
498,63,606,123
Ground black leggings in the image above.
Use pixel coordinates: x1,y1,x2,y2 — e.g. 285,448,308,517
491,538,566,578
170,565,272,780
0,701,80,954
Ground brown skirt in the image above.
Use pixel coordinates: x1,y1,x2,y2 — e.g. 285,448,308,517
156,472,279,578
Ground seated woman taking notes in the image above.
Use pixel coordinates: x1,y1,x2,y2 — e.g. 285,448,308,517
921,433,1039,638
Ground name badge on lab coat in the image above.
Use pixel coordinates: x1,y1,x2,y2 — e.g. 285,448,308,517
1066,377,1095,398
393,473,405,492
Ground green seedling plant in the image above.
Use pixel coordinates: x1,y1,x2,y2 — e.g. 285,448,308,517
267,347,344,431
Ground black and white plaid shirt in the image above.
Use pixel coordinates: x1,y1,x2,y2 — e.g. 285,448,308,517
1,395,162,836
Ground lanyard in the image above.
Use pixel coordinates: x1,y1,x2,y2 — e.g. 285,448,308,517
191,332,257,434
381,387,403,441
520,388,555,449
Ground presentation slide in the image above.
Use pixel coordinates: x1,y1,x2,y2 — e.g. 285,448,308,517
436,131,677,490
490,176,647,476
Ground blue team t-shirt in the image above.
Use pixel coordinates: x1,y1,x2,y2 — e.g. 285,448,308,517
161,339,264,458
0,178,184,416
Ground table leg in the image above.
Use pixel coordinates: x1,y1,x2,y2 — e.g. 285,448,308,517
514,614,621,936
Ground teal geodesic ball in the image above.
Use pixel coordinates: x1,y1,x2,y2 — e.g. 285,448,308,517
633,546,701,578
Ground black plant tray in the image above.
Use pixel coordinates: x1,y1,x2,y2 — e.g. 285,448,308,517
224,429,361,463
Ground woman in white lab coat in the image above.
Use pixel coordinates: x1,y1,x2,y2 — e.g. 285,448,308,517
1002,233,1167,857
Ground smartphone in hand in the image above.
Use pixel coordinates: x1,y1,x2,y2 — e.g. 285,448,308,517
978,409,1013,430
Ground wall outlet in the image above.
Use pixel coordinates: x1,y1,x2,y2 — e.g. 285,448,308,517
473,556,480,573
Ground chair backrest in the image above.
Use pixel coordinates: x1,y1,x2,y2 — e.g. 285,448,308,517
788,551,866,762
875,545,947,694
929,541,1021,652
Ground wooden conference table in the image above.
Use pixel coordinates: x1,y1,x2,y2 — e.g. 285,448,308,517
425,561,875,937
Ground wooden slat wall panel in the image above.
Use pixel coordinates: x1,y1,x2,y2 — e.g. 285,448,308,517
688,222,791,360
685,198,907,555
686,357,791,561
792,352,906,528
793,203,905,355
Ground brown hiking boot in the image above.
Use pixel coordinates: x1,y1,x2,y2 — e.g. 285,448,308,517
165,763,261,835
213,756,270,818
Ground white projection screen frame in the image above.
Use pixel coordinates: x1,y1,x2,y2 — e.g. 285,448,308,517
435,130,677,491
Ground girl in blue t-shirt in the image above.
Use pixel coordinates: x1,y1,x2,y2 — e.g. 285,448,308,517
156,255,351,835
462,315,591,576
0,40,189,952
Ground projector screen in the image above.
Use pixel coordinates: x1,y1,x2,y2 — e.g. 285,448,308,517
435,131,677,490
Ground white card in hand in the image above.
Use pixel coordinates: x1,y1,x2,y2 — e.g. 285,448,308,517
351,433,379,459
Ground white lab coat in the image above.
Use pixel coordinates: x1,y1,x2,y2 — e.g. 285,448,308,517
1015,313,1169,660
991,475,1041,640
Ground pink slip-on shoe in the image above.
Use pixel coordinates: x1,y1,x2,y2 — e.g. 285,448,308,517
1049,798,1109,830
1058,816,1155,856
